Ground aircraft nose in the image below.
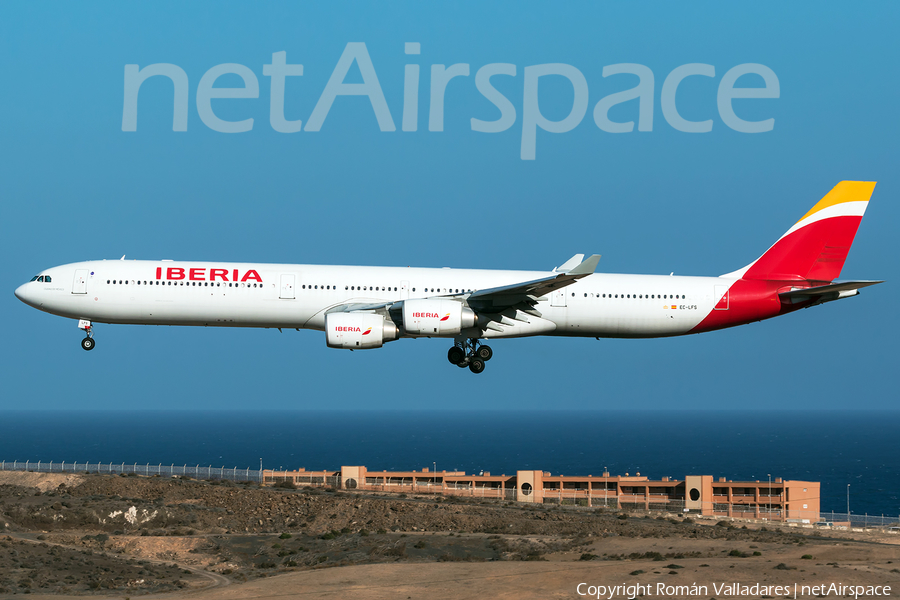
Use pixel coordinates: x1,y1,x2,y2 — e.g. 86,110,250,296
15,283,36,306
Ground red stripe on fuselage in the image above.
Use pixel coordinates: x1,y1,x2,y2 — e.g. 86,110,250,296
690,279,812,334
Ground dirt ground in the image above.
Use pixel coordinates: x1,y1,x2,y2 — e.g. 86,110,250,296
2,471,899,598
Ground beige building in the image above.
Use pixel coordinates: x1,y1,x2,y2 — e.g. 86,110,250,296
264,466,819,522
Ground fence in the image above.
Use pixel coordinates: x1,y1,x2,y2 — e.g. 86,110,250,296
816,511,900,529
0,460,262,483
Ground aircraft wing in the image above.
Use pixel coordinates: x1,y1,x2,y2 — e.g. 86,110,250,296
467,254,600,312
323,254,601,319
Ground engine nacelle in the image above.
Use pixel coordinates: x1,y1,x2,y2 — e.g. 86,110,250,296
402,298,475,336
325,313,398,350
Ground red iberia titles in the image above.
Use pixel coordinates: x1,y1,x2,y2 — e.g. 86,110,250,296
155,267,263,283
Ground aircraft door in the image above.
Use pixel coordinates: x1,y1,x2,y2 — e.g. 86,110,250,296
280,274,296,299
713,285,729,310
400,280,409,300
551,288,567,307
72,269,88,294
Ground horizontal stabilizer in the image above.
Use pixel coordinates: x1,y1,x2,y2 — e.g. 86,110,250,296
779,280,883,302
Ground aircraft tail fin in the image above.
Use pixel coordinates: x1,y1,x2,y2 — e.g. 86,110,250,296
723,181,876,282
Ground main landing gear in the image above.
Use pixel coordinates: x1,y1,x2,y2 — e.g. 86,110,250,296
78,319,95,351
447,339,492,374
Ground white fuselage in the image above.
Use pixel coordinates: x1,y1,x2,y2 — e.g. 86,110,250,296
15,259,729,340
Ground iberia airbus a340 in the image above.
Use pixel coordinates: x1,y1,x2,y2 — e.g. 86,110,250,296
15,182,881,374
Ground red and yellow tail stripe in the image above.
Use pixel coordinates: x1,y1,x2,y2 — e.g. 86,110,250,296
737,181,875,282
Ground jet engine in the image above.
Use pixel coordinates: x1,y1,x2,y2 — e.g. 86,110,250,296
401,298,475,336
325,313,398,349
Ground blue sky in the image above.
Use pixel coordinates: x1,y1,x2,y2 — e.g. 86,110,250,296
1,1,897,411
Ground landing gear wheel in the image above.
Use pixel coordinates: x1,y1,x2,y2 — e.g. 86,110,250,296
457,361,469,368
81,337,95,351
476,345,493,361
448,346,465,365
468,358,485,374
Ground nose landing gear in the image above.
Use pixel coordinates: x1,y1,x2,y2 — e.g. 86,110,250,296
447,339,492,373
78,319,95,351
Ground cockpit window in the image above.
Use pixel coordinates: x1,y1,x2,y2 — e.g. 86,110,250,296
30,276,38,282
44,276,51,282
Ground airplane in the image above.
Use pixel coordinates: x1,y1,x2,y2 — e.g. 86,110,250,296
15,181,881,374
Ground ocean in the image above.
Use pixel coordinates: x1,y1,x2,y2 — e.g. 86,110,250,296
0,410,896,517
